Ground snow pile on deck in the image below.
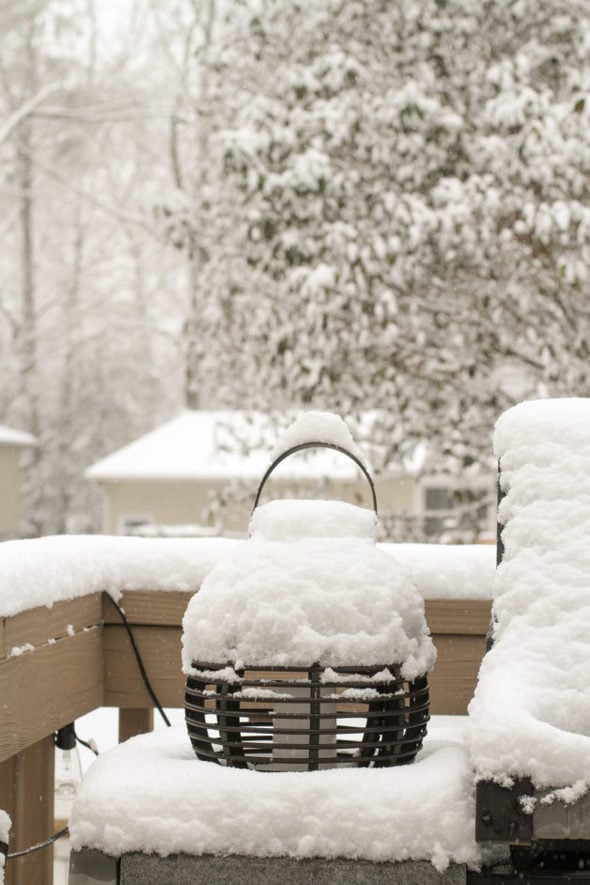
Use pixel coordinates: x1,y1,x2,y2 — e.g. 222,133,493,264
69,722,480,871
0,533,495,620
469,398,590,788
388,543,494,600
0,810,10,884
0,535,239,618
183,499,436,677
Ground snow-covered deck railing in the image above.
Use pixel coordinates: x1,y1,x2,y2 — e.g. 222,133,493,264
1,590,492,758
0,534,494,885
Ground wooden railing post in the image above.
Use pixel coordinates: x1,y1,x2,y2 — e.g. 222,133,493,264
118,708,154,744
0,734,55,885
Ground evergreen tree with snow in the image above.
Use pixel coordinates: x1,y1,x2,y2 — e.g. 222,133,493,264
223,0,590,477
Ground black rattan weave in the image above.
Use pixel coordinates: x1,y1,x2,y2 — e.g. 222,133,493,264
185,661,429,770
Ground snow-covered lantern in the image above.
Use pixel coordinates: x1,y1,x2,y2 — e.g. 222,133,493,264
183,413,435,771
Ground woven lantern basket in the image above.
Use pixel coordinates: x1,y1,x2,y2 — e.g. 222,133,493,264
184,430,432,772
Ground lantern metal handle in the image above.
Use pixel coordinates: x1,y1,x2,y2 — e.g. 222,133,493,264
252,441,378,514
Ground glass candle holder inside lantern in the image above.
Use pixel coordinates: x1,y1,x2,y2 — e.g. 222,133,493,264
182,413,435,771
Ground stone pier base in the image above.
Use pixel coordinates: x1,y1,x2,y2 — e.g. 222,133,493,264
69,849,467,885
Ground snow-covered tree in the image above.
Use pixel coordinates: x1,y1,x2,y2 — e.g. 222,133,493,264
0,0,183,533
149,0,268,411
2,0,589,539
223,0,590,475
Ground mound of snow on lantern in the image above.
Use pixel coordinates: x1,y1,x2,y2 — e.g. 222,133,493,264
469,398,590,789
270,410,367,464
182,498,435,678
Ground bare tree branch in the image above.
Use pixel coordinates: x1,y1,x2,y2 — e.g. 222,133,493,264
0,81,60,146
24,151,157,235
0,205,19,242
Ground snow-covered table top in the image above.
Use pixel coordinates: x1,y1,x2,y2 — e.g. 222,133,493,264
69,718,480,873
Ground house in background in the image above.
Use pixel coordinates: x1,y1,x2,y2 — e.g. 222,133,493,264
85,411,495,541
85,411,402,536
0,424,36,539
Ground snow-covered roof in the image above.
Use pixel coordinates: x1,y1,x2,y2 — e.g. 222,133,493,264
0,424,36,447
85,411,368,482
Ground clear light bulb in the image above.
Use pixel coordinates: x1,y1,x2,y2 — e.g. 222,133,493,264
55,747,82,799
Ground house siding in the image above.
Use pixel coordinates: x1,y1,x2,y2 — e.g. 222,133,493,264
0,446,22,536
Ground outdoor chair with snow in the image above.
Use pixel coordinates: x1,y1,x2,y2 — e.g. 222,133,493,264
468,399,590,883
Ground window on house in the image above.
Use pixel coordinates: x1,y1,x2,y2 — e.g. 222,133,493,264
119,515,154,536
422,486,492,541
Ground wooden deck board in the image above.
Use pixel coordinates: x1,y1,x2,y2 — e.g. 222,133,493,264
0,593,102,661
0,628,103,762
103,624,185,708
102,589,192,627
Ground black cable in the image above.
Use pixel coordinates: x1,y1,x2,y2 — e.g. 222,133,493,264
7,827,69,858
105,594,171,727
56,720,98,755
74,730,99,755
